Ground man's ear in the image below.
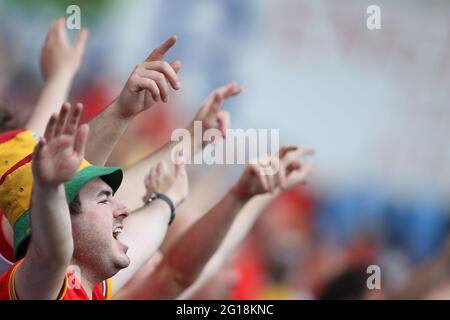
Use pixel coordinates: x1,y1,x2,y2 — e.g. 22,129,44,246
69,195,82,215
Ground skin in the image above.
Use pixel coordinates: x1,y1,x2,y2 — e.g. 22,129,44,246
114,146,314,299
115,81,242,211
70,179,130,291
0,19,88,262
3,22,241,269
98,81,241,294
27,18,88,135
84,36,181,166
13,104,186,299
16,103,89,300
7,20,256,299
15,17,241,213
179,149,313,299
111,151,188,293
1,23,191,275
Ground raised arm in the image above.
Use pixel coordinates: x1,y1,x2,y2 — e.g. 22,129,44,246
111,151,189,294
26,18,88,135
180,148,314,299
84,36,181,166
114,81,242,211
116,146,310,299
15,103,88,299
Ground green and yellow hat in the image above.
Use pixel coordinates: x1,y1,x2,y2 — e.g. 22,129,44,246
0,129,123,261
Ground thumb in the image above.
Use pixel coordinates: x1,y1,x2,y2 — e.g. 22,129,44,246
33,137,47,161
174,149,186,176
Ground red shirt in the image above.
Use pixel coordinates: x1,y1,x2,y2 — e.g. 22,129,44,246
0,261,112,300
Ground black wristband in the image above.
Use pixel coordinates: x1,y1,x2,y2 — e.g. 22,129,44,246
147,192,176,225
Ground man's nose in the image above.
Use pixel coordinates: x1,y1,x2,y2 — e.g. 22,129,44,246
114,201,130,218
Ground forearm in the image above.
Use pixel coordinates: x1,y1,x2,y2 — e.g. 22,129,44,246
29,183,73,261
116,133,200,211
116,189,248,300
163,188,249,293
26,72,73,135
15,185,72,300
179,193,275,299
111,200,171,293
179,165,310,299
115,139,182,210
84,100,134,166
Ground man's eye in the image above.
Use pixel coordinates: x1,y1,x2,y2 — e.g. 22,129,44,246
99,199,108,204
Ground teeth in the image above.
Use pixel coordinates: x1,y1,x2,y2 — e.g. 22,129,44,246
113,226,123,239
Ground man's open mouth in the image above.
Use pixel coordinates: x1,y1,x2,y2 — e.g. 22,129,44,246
113,225,123,240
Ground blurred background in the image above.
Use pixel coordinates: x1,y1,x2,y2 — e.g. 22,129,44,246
1,0,450,299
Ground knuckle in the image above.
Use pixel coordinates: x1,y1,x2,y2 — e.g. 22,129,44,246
160,61,170,70
155,72,165,82
147,78,156,87
129,74,139,83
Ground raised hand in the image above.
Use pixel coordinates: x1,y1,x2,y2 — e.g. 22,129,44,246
282,147,314,190
232,146,314,199
142,150,188,208
116,36,181,119
40,18,89,81
187,81,242,148
32,103,89,188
